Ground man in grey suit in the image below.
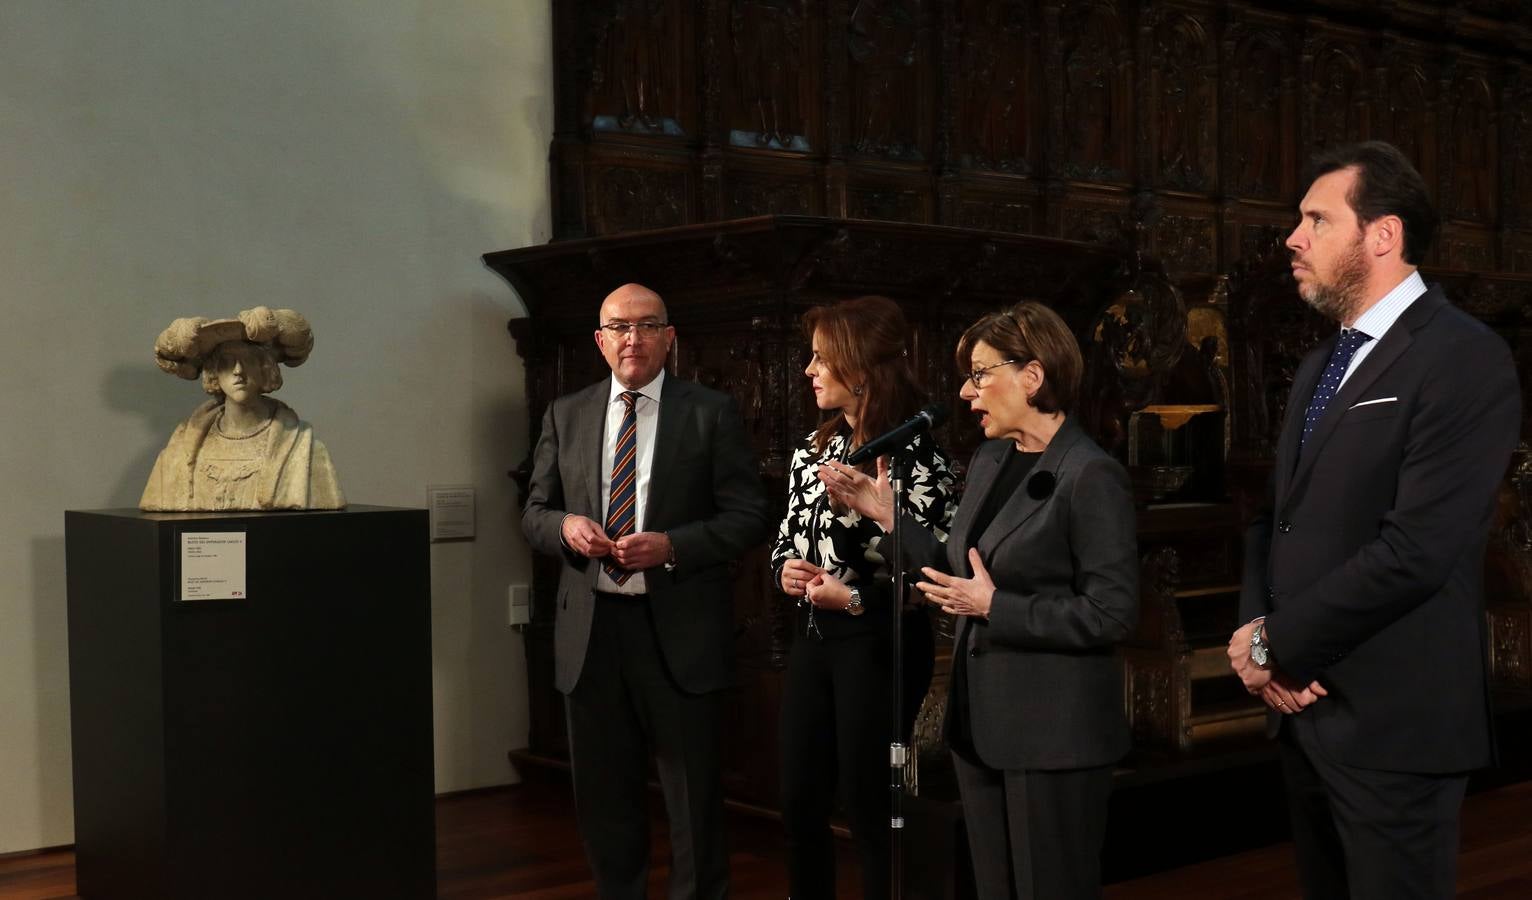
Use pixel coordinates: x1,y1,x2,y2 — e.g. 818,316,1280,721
1231,142,1521,898
522,283,770,900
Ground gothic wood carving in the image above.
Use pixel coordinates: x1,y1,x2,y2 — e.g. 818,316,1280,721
728,0,815,151
1150,9,1217,193
1445,68,1499,224
956,0,1033,173
1503,67,1532,228
846,0,927,160
549,0,1532,294
1053,0,1133,182
584,0,691,137
1224,25,1293,201
1154,213,1217,276
1385,57,1439,202
1305,40,1369,154
591,165,690,233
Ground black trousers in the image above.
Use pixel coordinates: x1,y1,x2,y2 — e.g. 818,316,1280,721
779,611,933,900
1281,716,1470,900
950,750,1112,900
566,593,728,900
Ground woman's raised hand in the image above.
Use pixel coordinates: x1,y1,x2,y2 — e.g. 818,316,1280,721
818,457,895,531
917,549,996,619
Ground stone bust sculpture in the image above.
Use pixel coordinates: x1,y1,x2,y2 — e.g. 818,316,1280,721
139,307,345,511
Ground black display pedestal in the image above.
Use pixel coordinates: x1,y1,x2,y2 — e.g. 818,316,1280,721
64,506,435,900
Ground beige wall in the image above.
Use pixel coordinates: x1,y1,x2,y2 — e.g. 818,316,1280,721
0,1,549,851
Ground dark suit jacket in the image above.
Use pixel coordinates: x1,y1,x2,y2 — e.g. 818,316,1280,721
521,375,771,696
904,417,1139,770
1240,284,1522,773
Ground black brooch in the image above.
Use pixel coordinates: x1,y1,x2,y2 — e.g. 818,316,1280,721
1026,470,1056,501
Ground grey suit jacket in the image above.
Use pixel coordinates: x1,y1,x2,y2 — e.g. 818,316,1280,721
521,375,771,695
1240,285,1521,772
904,417,1139,770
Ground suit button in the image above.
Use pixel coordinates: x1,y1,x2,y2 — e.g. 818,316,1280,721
1277,521,1293,533
969,648,980,658
1267,587,1276,602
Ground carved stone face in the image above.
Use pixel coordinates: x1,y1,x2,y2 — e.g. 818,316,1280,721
209,342,276,405
1287,167,1369,324
594,284,674,390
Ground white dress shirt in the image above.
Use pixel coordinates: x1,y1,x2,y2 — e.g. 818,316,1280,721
596,370,664,593
1339,270,1426,389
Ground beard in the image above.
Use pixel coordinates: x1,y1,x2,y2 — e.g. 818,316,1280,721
1297,233,1368,323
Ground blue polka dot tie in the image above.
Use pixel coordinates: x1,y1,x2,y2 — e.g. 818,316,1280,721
1300,328,1373,454
603,391,641,585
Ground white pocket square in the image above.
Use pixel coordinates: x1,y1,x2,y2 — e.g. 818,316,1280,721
1349,396,1398,409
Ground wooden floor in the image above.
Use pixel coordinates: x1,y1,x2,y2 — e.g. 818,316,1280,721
4,778,1532,899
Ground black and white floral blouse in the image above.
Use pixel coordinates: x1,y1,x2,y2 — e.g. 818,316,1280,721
771,426,957,639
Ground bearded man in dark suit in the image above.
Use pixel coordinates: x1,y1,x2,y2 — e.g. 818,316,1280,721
522,283,770,900
1230,141,1521,899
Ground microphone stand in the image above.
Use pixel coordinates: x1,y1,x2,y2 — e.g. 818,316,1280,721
888,448,911,900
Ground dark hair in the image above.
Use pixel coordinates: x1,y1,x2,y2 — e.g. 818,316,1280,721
954,301,1082,415
802,296,925,459
1304,140,1438,265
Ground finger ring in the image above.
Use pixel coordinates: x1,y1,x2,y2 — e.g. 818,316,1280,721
1277,701,1288,708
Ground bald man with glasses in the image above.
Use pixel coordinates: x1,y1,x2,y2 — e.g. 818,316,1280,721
522,283,770,900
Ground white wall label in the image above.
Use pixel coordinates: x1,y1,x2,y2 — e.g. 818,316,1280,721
180,532,248,601
429,485,476,541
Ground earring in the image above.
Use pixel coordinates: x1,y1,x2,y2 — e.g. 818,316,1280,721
852,385,865,396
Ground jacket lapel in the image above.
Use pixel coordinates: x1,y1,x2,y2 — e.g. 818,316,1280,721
581,378,613,518
974,417,1085,563
941,443,1005,659
1286,288,1442,499
644,376,686,529
1274,342,1329,502
945,440,1005,572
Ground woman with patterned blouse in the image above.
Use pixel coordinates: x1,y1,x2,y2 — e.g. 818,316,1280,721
771,295,957,900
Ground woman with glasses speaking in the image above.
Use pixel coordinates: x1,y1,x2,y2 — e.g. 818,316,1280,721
821,301,1139,899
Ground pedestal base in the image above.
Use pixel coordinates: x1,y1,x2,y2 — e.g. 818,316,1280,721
65,506,435,900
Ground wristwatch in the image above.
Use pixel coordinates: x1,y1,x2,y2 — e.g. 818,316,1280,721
1250,620,1272,669
846,587,866,617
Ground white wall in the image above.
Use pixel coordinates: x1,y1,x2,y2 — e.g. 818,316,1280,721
0,1,550,852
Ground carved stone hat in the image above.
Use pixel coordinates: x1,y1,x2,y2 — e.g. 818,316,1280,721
153,306,315,380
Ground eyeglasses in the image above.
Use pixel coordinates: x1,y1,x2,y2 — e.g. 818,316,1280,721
600,321,670,339
965,358,1022,388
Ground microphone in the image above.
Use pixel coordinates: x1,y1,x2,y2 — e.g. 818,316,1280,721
846,404,950,465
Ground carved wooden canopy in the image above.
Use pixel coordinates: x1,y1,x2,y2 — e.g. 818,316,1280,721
486,214,1186,473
